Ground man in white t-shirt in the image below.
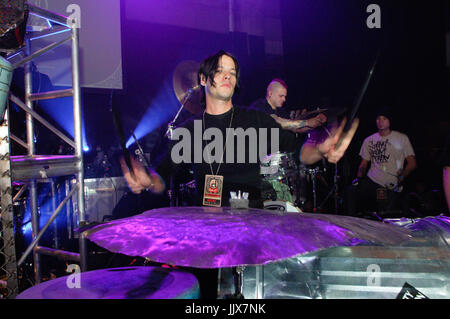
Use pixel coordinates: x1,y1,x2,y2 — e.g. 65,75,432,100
347,108,417,216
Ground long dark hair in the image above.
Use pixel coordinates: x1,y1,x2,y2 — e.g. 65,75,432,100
197,50,240,107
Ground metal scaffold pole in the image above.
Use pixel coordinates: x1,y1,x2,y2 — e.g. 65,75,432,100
0,3,87,298
24,37,41,284
71,26,87,272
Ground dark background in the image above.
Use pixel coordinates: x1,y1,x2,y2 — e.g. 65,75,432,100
10,0,450,200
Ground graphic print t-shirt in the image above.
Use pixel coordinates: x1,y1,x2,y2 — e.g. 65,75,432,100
359,131,415,191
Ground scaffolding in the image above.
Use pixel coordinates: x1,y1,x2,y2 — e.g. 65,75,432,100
0,3,86,299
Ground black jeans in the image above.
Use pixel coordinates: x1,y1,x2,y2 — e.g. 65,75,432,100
345,177,401,216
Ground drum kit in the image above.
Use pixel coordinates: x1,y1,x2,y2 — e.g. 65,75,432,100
16,205,414,299
16,61,415,300
260,150,334,213
78,206,411,299
169,59,337,212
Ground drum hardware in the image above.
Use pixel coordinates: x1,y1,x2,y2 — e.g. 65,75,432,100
167,60,202,140
305,166,322,212
165,84,200,140
232,266,245,299
260,152,298,203
172,60,203,115
317,163,340,214
130,131,150,169
166,61,202,202
82,206,412,299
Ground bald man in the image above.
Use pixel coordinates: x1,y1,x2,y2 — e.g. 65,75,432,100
250,78,289,118
250,79,326,133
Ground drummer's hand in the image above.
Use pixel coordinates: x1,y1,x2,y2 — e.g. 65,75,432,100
307,113,327,128
317,118,359,164
120,156,158,194
120,157,145,194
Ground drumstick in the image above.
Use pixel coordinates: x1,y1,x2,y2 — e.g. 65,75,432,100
110,94,135,178
345,50,380,131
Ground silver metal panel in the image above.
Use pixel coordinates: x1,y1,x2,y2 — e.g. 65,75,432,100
11,155,81,180
218,216,450,299
84,177,128,222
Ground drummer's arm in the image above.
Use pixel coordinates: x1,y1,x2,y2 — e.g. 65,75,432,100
300,118,359,165
270,114,307,132
300,142,323,165
271,114,326,133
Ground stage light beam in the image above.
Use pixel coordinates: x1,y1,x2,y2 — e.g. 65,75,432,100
126,79,181,148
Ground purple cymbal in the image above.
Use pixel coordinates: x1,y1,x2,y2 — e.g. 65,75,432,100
16,267,200,299
83,207,412,269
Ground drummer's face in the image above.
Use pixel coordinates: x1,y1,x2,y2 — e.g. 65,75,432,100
202,55,237,102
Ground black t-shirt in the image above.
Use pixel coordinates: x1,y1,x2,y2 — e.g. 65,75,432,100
249,98,290,119
156,106,294,207
249,98,305,157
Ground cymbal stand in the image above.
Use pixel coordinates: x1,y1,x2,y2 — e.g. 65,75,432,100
165,91,194,206
130,131,150,168
293,166,306,209
165,89,194,140
307,167,320,212
231,266,245,299
318,164,339,214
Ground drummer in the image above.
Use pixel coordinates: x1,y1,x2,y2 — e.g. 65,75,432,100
120,50,358,299
121,50,358,209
